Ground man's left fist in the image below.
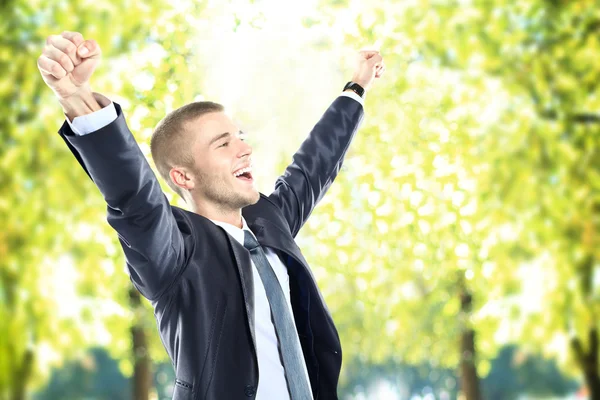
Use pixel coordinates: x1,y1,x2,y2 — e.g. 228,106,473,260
351,50,385,92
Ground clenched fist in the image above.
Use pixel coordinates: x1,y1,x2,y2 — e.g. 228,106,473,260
38,31,103,119
351,50,385,92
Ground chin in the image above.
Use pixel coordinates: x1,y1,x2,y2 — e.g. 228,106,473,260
246,190,260,206
233,189,260,209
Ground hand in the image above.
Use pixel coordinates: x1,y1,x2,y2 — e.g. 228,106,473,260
37,31,103,120
351,50,385,92
37,31,101,100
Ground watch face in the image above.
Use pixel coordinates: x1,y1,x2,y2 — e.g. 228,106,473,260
352,84,364,96
344,82,364,97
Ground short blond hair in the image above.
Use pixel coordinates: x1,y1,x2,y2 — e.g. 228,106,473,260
150,101,224,200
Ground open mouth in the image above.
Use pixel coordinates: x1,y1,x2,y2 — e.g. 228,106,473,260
236,171,253,181
233,166,253,182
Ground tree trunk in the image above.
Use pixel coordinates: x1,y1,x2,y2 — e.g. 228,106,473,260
572,328,600,400
10,348,34,400
584,373,600,400
2,269,35,400
460,329,482,400
459,289,482,400
129,288,152,400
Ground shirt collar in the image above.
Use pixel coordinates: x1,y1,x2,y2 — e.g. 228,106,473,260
209,216,255,245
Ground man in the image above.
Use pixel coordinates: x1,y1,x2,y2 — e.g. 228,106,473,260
37,31,384,399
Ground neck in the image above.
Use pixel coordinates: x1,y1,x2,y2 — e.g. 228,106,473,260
190,201,243,228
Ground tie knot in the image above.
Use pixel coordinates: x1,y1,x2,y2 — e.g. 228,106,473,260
243,230,260,251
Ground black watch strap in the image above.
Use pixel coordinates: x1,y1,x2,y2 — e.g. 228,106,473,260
343,81,365,98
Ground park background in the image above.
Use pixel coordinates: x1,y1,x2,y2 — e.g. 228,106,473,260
1,0,599,399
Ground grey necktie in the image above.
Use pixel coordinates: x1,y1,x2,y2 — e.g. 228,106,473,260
243,230,312,400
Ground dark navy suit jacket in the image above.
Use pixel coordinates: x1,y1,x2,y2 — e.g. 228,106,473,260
58,96,364,399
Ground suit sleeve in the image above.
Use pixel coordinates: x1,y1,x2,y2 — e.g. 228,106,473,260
58,102,190,301
267,95,364,237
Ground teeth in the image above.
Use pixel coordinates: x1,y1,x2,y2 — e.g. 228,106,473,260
233,167,252,177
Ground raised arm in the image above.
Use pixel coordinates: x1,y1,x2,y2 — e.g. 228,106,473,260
268,50,385,237
38,32,189,301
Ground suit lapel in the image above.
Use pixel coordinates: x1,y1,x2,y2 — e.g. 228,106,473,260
224,233,257,353
248,217,310,269
224,215,336,362
248,217,337,323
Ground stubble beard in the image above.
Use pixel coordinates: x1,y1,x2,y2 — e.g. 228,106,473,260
201,173,259,212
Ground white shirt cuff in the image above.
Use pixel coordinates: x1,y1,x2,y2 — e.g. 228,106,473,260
66,94,118,136
340,91,364,106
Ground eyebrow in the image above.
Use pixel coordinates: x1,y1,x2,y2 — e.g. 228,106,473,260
208,130,245,146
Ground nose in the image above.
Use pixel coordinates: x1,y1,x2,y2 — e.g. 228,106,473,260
237,137,252,158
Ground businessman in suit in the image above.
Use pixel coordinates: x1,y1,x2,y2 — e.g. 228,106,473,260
37,31,384,399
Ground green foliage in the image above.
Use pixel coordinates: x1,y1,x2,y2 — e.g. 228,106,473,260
0,0,211,396
299,0,600,388
3,0,599,397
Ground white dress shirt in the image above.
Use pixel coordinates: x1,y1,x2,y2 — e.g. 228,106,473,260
66,91,363,398
210,218,312,400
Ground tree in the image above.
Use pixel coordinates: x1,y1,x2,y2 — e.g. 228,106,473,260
0,0,208,397
385,1,600,396
297,0,600,397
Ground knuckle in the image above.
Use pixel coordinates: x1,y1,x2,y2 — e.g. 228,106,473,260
51,63,65,76
59,54,71,67
64,44,77,56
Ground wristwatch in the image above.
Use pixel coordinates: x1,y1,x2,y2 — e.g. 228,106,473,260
343,81,365,98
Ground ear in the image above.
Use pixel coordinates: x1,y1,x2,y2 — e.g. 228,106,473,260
170,166,195,191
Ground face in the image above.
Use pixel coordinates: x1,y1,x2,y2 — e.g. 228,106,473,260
180,111,259,211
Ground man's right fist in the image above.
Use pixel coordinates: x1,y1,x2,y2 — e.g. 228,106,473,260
37,31,101,99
